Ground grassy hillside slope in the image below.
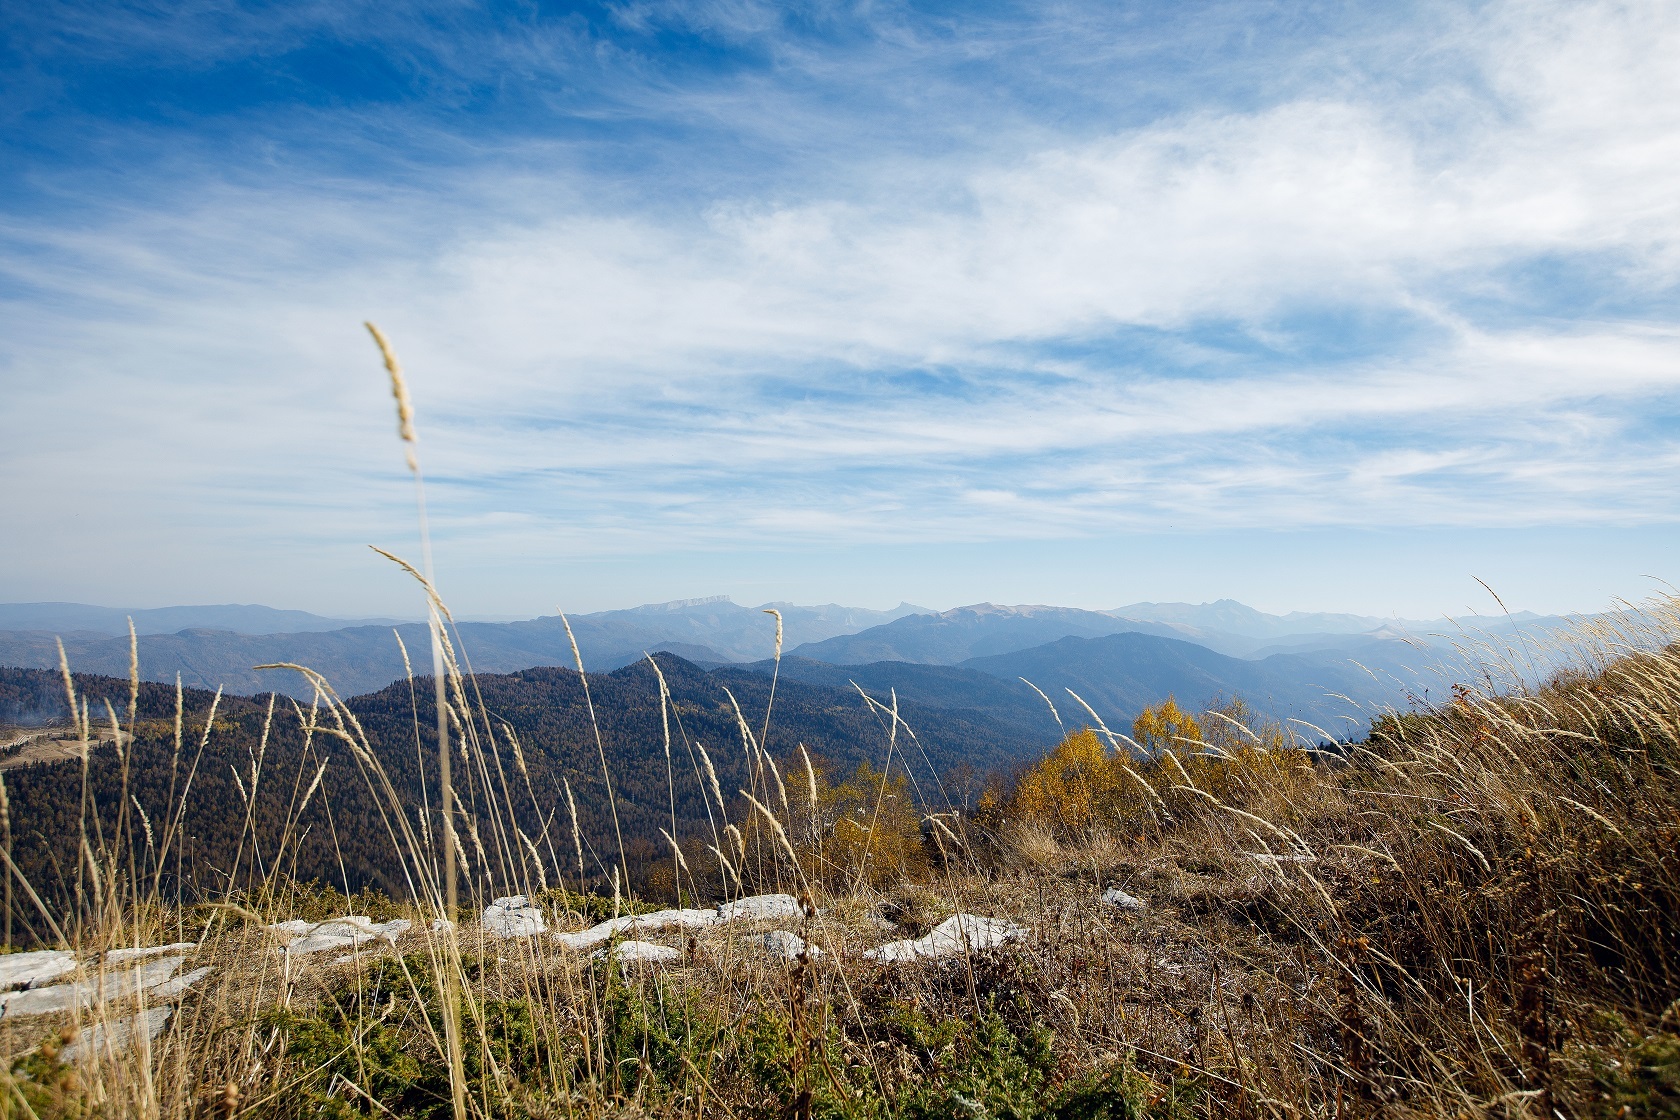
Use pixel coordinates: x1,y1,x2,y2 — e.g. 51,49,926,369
2,612,1676,1119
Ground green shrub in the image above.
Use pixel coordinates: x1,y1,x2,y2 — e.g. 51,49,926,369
263,955,549,1119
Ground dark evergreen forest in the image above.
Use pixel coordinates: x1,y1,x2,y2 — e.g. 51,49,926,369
0,657,1040,933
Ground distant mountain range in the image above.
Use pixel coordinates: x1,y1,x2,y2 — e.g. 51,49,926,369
0,624,1463,910
0,602,411,636
0,626,1455,904
0,598,929,699
963,632,1463,739
0,597,1587,737
760,631,1463,743
0,594,1613,905
780,599,1574,666
0,601,927,661
1111,599,1407,639
568,597,928,661
787,604,1180,663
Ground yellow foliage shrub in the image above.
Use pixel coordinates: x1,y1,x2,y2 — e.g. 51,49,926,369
1009,729,1115,836
1005,696,1309,840
1174,697,1315,811
790,756,927,889
1131,694,1202,754
1007,728,1153,840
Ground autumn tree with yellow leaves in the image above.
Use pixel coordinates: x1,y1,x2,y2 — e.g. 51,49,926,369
1003,695,1313,842
788,756,929,889
1008,729,1131,837
1131,694,1203,754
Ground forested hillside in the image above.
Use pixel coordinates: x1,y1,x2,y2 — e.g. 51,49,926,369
0,656,1041,936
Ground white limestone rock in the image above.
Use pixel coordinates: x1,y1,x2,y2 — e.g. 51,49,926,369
482,897,547,939
760,930,821,961
1,981,93,1017
147,966,211,1000
62,1008,172,1063
105,942,196,964
716,894,804,923
275,916,411,957
0,950,77,991
864,914,1028,962
600,941,682,970
0,955,205,1018
554,908,717,951
1101,888,1146,911
552,893,808,953
110,955,186,993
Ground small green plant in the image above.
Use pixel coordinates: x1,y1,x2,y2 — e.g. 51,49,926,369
896,1004,1053,1120
1589,1018,1680,1118
263,954,548,1119
1045,1064,1200,1120
595,964,718,1102
7,1036,88,1120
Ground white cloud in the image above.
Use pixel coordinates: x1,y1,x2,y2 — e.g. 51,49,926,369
339,0,1677,391
3,0,1679,609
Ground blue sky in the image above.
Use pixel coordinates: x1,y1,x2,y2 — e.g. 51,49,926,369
3,0,1679,619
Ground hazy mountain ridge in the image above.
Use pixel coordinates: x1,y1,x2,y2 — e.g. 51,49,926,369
962,632,1466,740
788,604,1189,663
576,597,930,662
785,600,1393,663
791,599,1588,667
0,602,413,636
0,620,731,700
751,632,1463,744
1107,598,1414,639
0,597,1588,707
739,657,1059,740
0,597,932,694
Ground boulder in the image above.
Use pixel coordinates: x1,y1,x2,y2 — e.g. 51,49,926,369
553,894,807,952
554,908,716,951
864,914,1028,962
148,966,211,999
481,897,546,939
760,930,821,961
275,917,412,956
717,894,804,923
0,981,93,1017
0,955,206,1018
63,1008,172,1063
0,950,76,991
1101,888,1146,911
599,940,681,971
105,943,195,964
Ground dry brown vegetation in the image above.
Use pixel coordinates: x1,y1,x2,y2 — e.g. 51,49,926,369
0,598,1676,1119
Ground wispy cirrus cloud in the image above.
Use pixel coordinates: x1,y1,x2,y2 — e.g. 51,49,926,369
1,0,1677,613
